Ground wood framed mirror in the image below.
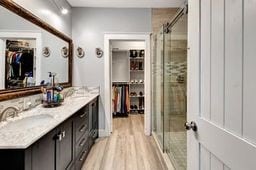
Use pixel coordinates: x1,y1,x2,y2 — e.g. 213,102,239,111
0,0,73,101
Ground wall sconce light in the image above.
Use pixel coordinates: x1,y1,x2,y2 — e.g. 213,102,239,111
76,47,85,58
96,48,103,58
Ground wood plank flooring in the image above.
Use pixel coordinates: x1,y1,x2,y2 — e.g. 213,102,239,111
82,114,168,170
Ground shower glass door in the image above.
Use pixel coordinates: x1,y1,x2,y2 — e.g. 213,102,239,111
164,13,187,169
152,27,164,149
152,10,187,169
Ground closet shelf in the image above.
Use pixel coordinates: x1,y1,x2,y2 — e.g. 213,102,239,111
130,57,144,60
112,49,129,52
112,81,129,84
130,109,144,111
130,83,144,85
130,70,144,72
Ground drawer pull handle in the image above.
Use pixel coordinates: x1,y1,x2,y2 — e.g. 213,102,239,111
62,131,66,138
79,138,86,146
79,125,86,132
80,112,87,118
57,133,62,141
79,151,87,161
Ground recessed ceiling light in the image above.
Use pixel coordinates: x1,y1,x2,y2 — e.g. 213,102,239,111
61,8,68,14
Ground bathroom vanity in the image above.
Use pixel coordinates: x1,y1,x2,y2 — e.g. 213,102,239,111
0,93,99,170
0,1,99,169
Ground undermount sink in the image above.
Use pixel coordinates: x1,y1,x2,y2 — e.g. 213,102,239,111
0,114,54,131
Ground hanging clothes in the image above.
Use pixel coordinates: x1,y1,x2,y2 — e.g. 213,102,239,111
112,86,116,113
121,86,125,113
126,86,130,112
5,49,34,88
112,84,129,116
6,51,15,78
117,86,121,113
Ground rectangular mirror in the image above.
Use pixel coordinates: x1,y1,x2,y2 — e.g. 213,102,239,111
0,1,72,101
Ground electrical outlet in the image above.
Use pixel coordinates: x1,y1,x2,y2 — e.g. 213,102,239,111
23,97,32,110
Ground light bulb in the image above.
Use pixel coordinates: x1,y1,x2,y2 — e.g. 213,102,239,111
61,8,68,15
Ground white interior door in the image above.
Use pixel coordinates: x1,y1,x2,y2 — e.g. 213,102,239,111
188,0,256,170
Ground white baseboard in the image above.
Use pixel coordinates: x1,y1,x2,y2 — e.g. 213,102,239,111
152,132,175,170
99,129,110,137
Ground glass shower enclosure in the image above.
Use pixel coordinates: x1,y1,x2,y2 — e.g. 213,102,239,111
152,7,188,170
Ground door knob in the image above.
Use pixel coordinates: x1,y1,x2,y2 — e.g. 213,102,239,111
185,121,197,132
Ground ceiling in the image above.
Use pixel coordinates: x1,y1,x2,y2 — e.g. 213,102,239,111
67,0,184,8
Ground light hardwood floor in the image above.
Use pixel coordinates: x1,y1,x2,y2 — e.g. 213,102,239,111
82,114,168,170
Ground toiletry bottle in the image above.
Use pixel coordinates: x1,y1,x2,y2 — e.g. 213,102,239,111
60,93,64,101
47,90,51,102
57,92,61,102
41,87,47,102
47,72,52,86
54,94,58,102
43,93,47,102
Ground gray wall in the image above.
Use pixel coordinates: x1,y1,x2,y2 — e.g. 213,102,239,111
72,8,152,132
13,0,72,36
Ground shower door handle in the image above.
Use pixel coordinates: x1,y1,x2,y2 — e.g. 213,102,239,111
185,121,197,132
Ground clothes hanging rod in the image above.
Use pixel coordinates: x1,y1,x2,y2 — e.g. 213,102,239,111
6,47,34,52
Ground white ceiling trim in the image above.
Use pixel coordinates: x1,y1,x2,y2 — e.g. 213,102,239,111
67,0,184,8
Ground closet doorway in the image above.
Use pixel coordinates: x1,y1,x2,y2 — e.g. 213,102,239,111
104,33,151,136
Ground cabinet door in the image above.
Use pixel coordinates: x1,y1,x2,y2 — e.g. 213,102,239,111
89,102,93,133
56,119,73,170
31,129,56,170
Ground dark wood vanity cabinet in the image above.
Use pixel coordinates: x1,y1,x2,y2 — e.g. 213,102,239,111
73,105,90,170
31,118,73,170
0,97,99,170
31,129,57,170
56,118,73,170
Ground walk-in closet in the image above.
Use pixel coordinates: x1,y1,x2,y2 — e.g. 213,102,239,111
111,41,145,117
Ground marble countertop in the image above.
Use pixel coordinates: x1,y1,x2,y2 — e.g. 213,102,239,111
0,90,99,149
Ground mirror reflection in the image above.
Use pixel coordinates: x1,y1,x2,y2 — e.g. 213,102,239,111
5,39,36,88
0,5,69,90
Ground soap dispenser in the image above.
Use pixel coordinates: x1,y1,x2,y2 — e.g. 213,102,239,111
47,72,53,86
46,72,54,102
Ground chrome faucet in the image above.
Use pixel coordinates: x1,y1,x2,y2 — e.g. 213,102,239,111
0,106,20,122
63,89,75,98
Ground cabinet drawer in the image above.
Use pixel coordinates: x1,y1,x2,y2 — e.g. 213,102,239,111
75,144,89,170
75,132,89,158
74,106,89,142
75,121,88,142
74,107,89,128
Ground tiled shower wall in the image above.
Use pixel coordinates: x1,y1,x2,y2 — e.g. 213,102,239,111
164,40,187,115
